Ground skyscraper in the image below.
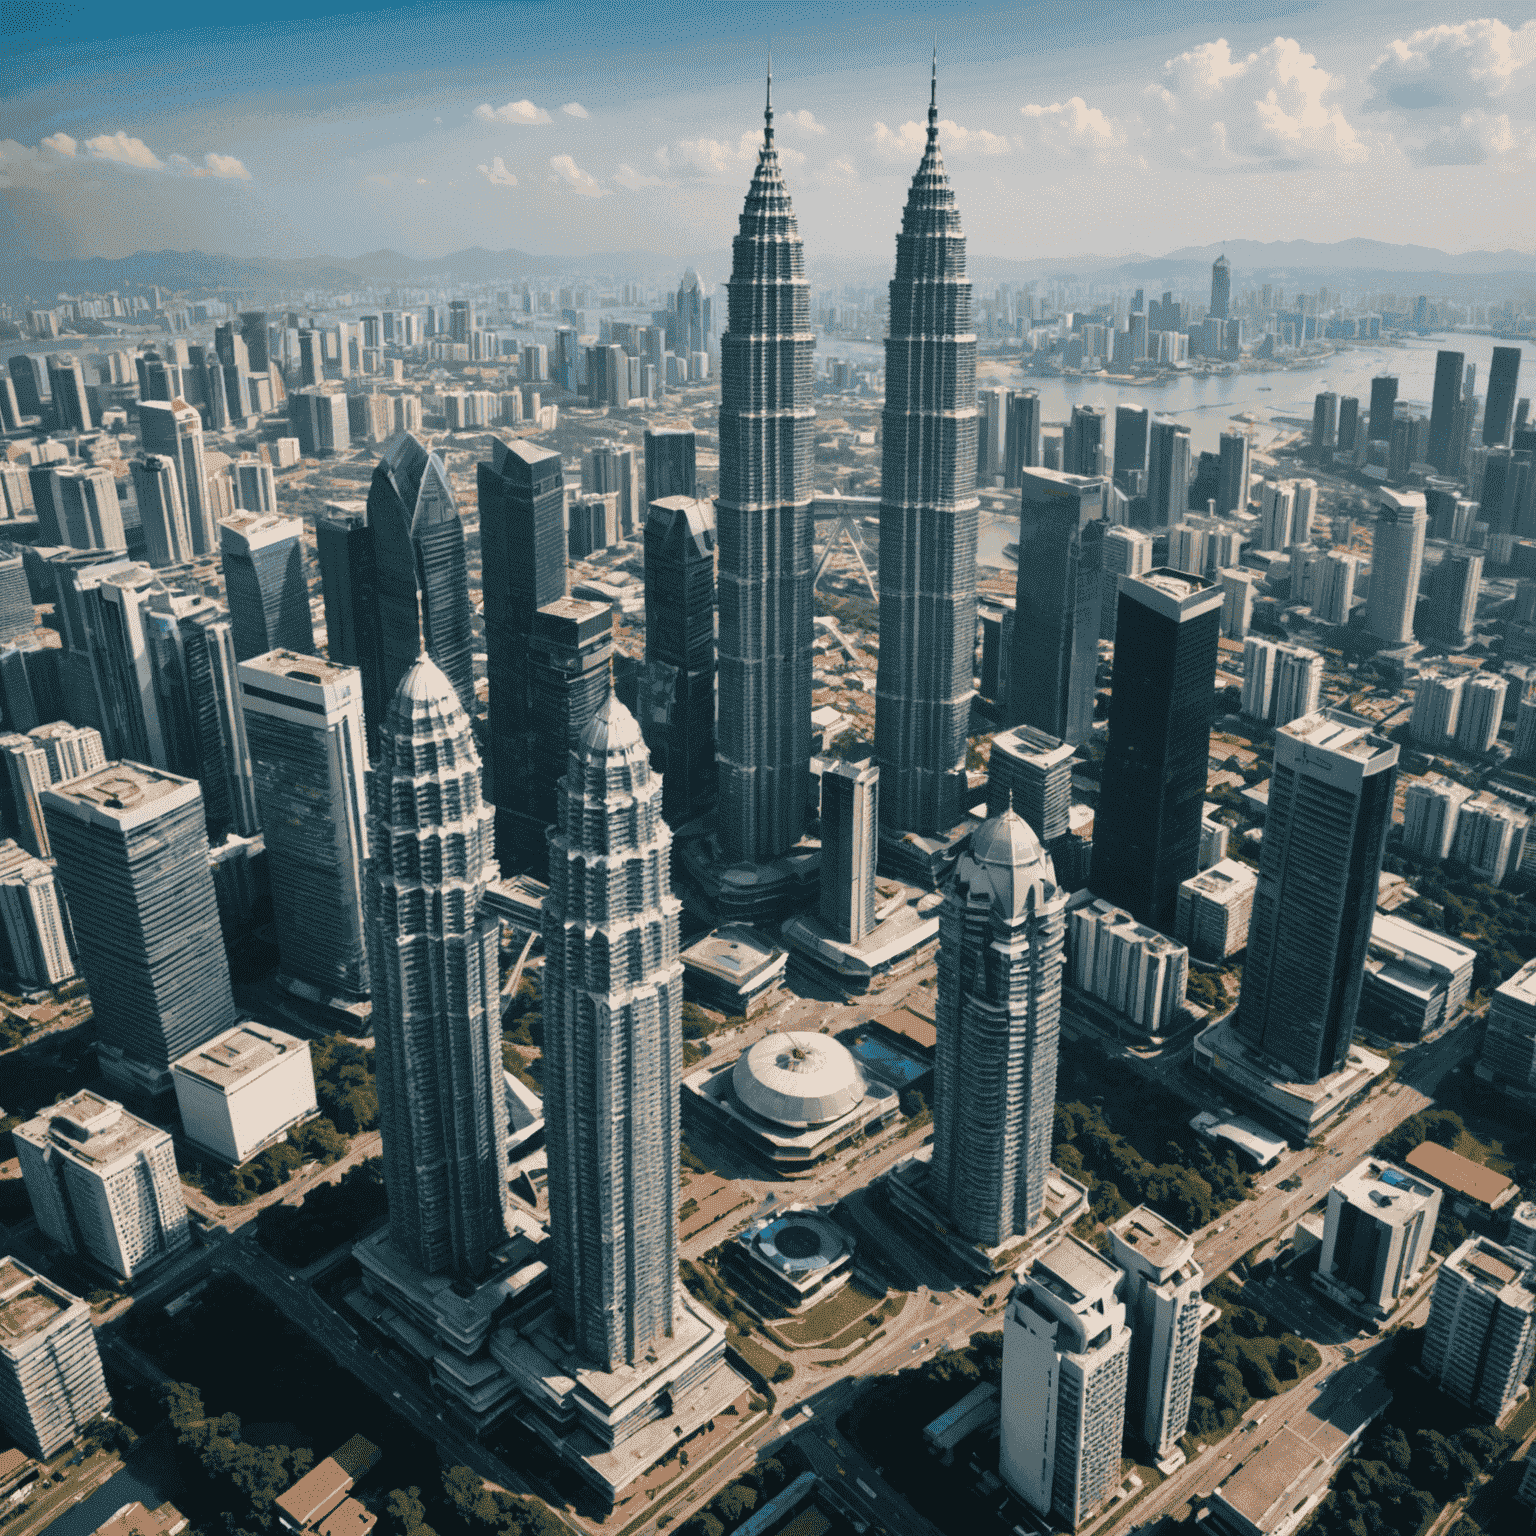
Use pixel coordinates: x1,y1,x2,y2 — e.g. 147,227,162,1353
583,443,640,537
676,268,711,358
1426,548,1483,648
716,75,816,866
240,652,370,1003
46,354,92,433
1000,1237,1132,1529
1216,430,1250,514
42,763,235,1095
1317,1157,1439,1318
1064,404,1106,477
1100,525,1153,642
1239,712,1398,1083
543,696,682,1369
1429,349,1465,472
1108,1206,1204,1463
1005,391,1042,486
368,658,505,1281
1113,405,1149,481
1486,346,1522,446
875,70,978,837
130,456,192,568
1091,571,1221,930
1209,254,1230,320
478,439,567,859
54,464,125,552
1421,1237,1536,1419
366,432,474,715
138,399,215,556
1147,418,1191,527
644,427,697,503
820,759,879,944
0,1258,112,1459
1364,489,1427,645
15,1091,191,1280
1368,375,1398,446
642,496,717,828
220,512,314,661
315,504,388,747
1009,469,1104,747
931,808,1067,1246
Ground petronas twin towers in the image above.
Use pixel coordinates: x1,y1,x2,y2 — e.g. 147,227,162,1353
719,63,978,869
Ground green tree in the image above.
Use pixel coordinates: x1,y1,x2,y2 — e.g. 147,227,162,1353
713,1485,757,1524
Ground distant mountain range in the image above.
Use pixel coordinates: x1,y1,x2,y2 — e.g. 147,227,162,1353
4,237,1534,304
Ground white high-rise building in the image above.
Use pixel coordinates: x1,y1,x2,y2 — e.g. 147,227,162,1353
1314,551,1364,627
0,1257,112,1458
1452,794,1527,885
1175,857,1256,961
1241,637,1278,721
1455,673,1508,754
172,1021,318,1165
0,842,74,987
1421,1237,1536,1418
1257,480,1295,550
1100,527,1154,642
1068,898,1188,1036
1000,1236,1132,1529
1168,523,1209,578
1219,568,1259,639
1273,644,1323,727
13,1091,191,1280
1481,957,1536,1097
1402,776,1473,860
1410,672,1465,745
1316,1157,1440,1317
1108,1207,1203,1465
1291,479,1317,545
1365,488,1427,645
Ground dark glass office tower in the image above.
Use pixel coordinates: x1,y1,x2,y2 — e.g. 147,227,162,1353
1368,376,1398,446
1114,406,1150,478
1238,712,1397,1082
716,74,816,865
368,658,505,1281
643,496,717,827
1428,350,1465,473
543,696,682,1370
316,507,387,749
644,428,698,503
1004,392,1041,487
1090,570,1222,930
365,433,474,716
1009,469,1104,747
477,439,566,861
1209,255,1230,320
874,69,978,836
42,762,236,1096
219,512,314,661
1486,347,1522,447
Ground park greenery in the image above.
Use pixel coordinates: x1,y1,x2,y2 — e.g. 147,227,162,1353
311,1034,379,1133
673,1455,793,1536
436,1463,566,1536
1186,1275,1322,1441
192,1115,351,1205
255,1157,389,1265
1053,1098,1253,1234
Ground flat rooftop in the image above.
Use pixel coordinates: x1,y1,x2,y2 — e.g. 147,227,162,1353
1031,1234,1121,1304
1183,859,1256,902
0,1262,73,1345
1336,1158,1438,1210
1370,913,1476,977
1110,1206,1192,1268
174,1022,300,1090
240,651,355,686
681,925,784,981
1278,711,1383,759
1405,1141,1515,1207
1495,957,1536,1011
47,762,192,814
18,1090,165,1168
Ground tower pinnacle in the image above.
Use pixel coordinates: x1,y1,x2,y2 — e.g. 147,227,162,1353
765,55,774,146
929,45,938,144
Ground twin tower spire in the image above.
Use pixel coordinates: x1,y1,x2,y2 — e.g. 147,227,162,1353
719,53,976,871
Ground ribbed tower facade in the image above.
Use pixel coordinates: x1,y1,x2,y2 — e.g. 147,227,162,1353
543,696,683,1370
931,808,1067,1247
367,657,507,1281
716,76,816,866
875,68,979,835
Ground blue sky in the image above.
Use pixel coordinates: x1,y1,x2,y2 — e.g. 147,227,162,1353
3,0,1534,263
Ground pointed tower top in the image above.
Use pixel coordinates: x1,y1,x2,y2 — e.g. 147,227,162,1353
764,53,774,147
929,44,939,145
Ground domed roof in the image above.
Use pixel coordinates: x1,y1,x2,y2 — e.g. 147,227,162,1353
581,692,644,755
732,1031,866,1128
956,806,1057,920
397,654,459,709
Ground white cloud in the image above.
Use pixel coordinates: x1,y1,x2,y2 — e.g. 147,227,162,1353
1155,36,1369,168
870,117,1011,160
613,162,664,189
655,130,804,178
473,99,551,125
476,155,518,186
0,130,249,185
85,131,162,169
1364,19,1536,166
417,177,429,184
1018,97,1125,160
561,102,589,119
776,108,826,136
169,151,251,179
549,152,610,196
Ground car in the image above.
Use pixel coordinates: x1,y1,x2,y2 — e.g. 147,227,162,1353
393,1391,402,1399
